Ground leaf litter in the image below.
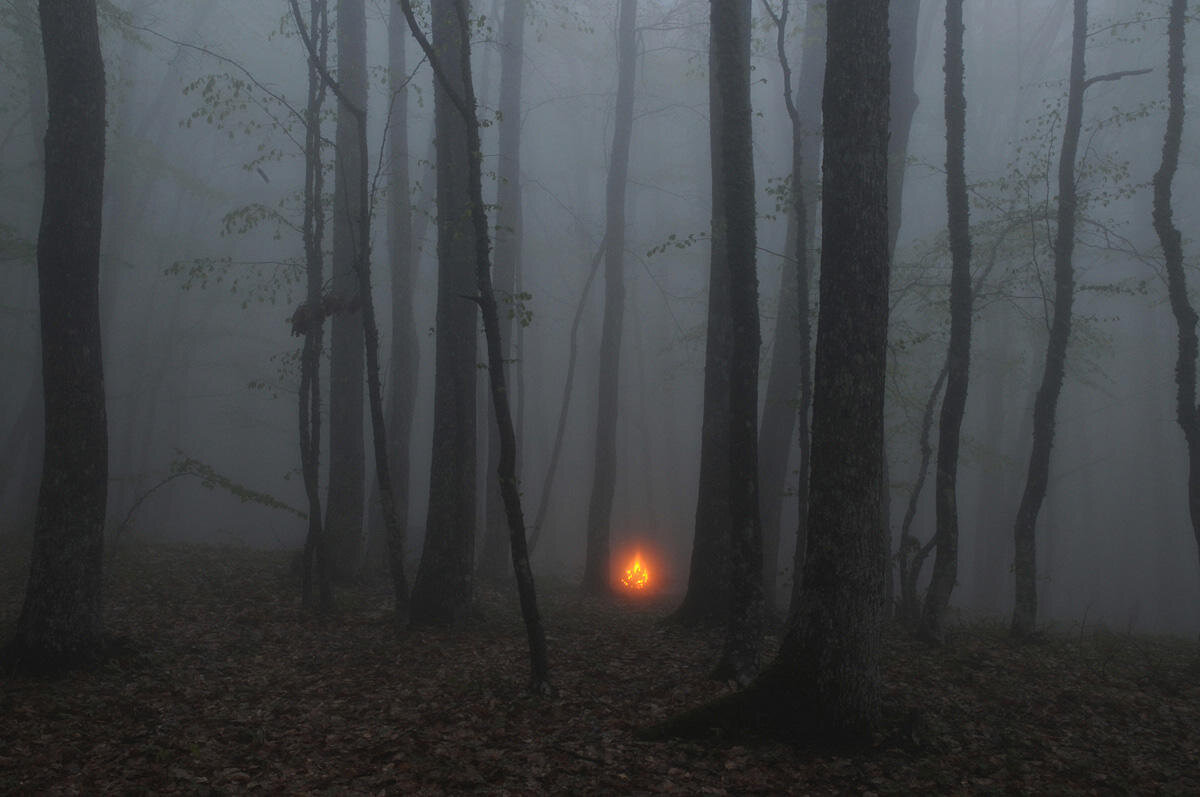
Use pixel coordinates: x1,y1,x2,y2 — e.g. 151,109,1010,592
2,542,1198,794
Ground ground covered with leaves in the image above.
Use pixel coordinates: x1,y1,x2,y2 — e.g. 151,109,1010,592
2,542,1199,794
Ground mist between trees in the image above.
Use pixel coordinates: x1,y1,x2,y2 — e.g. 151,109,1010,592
2,0,1199,677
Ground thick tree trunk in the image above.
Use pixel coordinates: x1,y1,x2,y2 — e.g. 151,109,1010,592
479,0,527,579
710,0,762,687
5,0,108,673
1011,0,1086,639
324,0,367,580
1153,1,1199,575
409,0,481,625
582,0,637,595
774,0,891,738
643,0,889,744
920,0,973,643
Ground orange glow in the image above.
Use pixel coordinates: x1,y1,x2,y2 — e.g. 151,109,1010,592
621,553,651,591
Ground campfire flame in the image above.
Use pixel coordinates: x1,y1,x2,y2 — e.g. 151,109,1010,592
621,554,650,591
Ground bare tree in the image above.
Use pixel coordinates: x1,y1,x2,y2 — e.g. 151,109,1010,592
710,0,763,688
400,0,552,694
479,0,528,579
323,0,368,580
1011,0,1086,638
920,0,973,643
758,0,821,619
407,0,481,626
289,0,412,625
5,0,108,672
295,0,333,612
645,0,890,742
1154,0,1198,575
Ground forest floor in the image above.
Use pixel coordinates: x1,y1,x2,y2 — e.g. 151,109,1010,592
2,541,1199,795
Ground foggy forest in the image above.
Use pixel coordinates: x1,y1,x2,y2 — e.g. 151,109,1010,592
3,0,1200,792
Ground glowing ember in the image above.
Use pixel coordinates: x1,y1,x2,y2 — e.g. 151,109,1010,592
621,554,651,591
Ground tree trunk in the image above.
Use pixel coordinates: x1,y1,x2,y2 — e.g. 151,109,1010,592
324,0,368,580
1011,0,1086,639
670,1,732,628
643,0,890,744
5,0,108,673
881,0,922,614
582,0,637,595
297,0,332,613
920,0,973,643
710,0,762,688
401,0,552,694
289,0,412,626
371,0,420,609
409,0,481,626
479,0,527,580
1153,0,1199,575
759,0,822,622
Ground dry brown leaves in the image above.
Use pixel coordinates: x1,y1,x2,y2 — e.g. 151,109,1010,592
2,542,1198,794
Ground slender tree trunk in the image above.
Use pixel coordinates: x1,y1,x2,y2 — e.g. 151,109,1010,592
921,0,973,642
759,0,821,622
5,0,108,673
297,0,332,612
670,0,732,627
710,0,762,688
325,0,367,580
582,0,637,595
1011,0,1086,638
479,0,527,579
880,0,922,613
1153,0,1199,574
371,0,420,608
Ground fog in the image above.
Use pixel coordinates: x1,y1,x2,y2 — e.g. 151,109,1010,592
2,0,1199,635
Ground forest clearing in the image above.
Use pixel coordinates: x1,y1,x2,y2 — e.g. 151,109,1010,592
3,542,1197,794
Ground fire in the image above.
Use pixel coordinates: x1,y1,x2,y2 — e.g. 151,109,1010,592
621,554,651,591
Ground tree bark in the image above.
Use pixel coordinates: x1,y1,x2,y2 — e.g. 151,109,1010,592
709,0,761,687
401,0,552,694
297,0,332,613
582,0,637,595
881,0,922,615
479,0,527,579
375,0,419,610
408,0,482,626
1010,0,1086,639
5,0,108,673
289,0,412,626
758,0,821,621
670,0,732,627
643,0,889,744
920,0,973,643
1153,0,1199,574
324,0,368,580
